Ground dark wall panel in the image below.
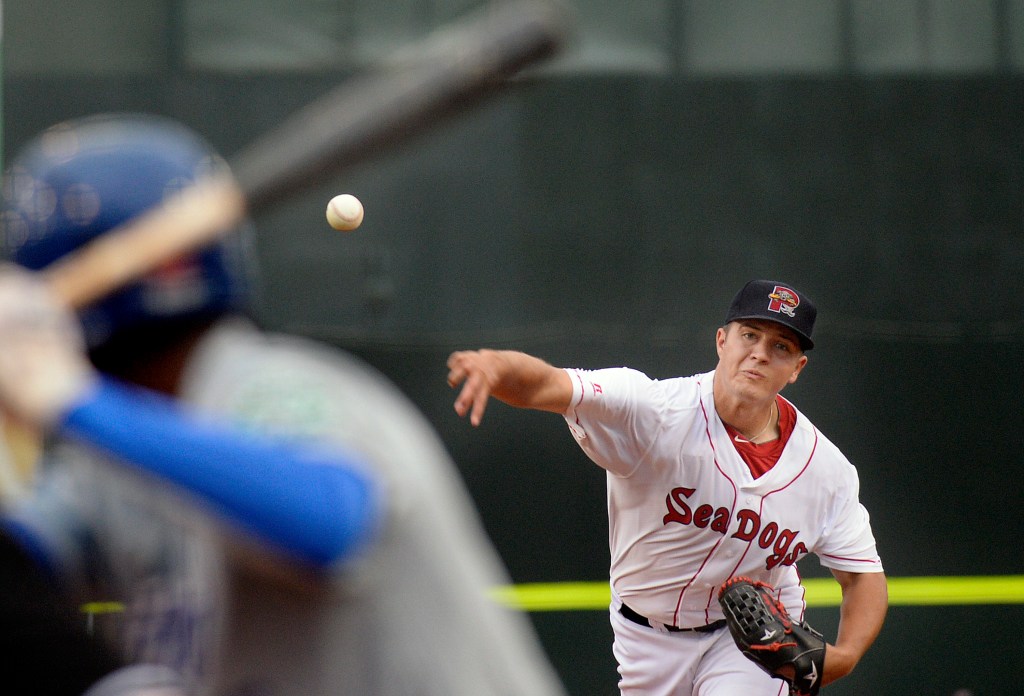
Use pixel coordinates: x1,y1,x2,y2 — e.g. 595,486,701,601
5,72,1022,696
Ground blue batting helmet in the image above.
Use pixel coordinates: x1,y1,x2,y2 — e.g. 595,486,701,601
1,113,255,347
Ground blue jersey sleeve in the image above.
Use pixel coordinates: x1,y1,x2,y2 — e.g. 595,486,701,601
57,377,382,568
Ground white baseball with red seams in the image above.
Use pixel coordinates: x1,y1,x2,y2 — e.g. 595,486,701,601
562,366,882,691
326,193,364,231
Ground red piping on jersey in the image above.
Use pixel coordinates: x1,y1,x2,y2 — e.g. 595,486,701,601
569,369,586,428
819,553,879,565
793,565,809,622
671,380,739,627
675,380,818,626
716,433,818,611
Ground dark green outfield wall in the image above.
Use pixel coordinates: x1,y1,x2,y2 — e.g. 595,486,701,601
6,73,1023,695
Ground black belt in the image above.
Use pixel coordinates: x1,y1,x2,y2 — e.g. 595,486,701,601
619,604,727,634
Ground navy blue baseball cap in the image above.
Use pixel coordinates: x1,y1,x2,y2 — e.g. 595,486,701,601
724,280,816,350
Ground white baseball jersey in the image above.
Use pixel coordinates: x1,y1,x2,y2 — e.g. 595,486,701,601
563,367,882,629
12,318,566,696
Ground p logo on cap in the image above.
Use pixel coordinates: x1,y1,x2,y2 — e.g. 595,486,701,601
766,286,800,318
724,279,816,351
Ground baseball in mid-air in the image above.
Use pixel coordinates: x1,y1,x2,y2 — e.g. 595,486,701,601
326,194,364,231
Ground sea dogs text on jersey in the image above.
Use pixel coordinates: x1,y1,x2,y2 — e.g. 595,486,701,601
662,486,809,570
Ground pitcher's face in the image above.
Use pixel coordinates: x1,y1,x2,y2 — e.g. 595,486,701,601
715,320,807,403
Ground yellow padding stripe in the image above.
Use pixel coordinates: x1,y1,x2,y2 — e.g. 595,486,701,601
490,582,612,611
884,575,1024,606
80,601,125,615
80,576,1024,616
490,575,1024,612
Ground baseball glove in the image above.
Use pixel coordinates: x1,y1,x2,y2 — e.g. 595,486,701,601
718,576,826,696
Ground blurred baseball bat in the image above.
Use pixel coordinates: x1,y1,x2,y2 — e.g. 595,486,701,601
41,0,568,309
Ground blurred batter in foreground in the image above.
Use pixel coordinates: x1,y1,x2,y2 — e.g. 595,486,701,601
0,113,566,696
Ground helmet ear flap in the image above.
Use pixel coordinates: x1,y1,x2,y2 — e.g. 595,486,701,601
2,113,254,348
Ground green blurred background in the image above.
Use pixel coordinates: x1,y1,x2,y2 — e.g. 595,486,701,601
4,1,1024,693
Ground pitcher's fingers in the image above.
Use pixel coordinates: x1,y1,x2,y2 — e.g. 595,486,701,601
468,385,490,426
445,351,471,387
446,364,469,389
453,376,489,426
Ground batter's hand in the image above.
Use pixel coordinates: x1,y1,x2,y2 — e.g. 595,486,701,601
0,264,98,427
446,349,502,426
